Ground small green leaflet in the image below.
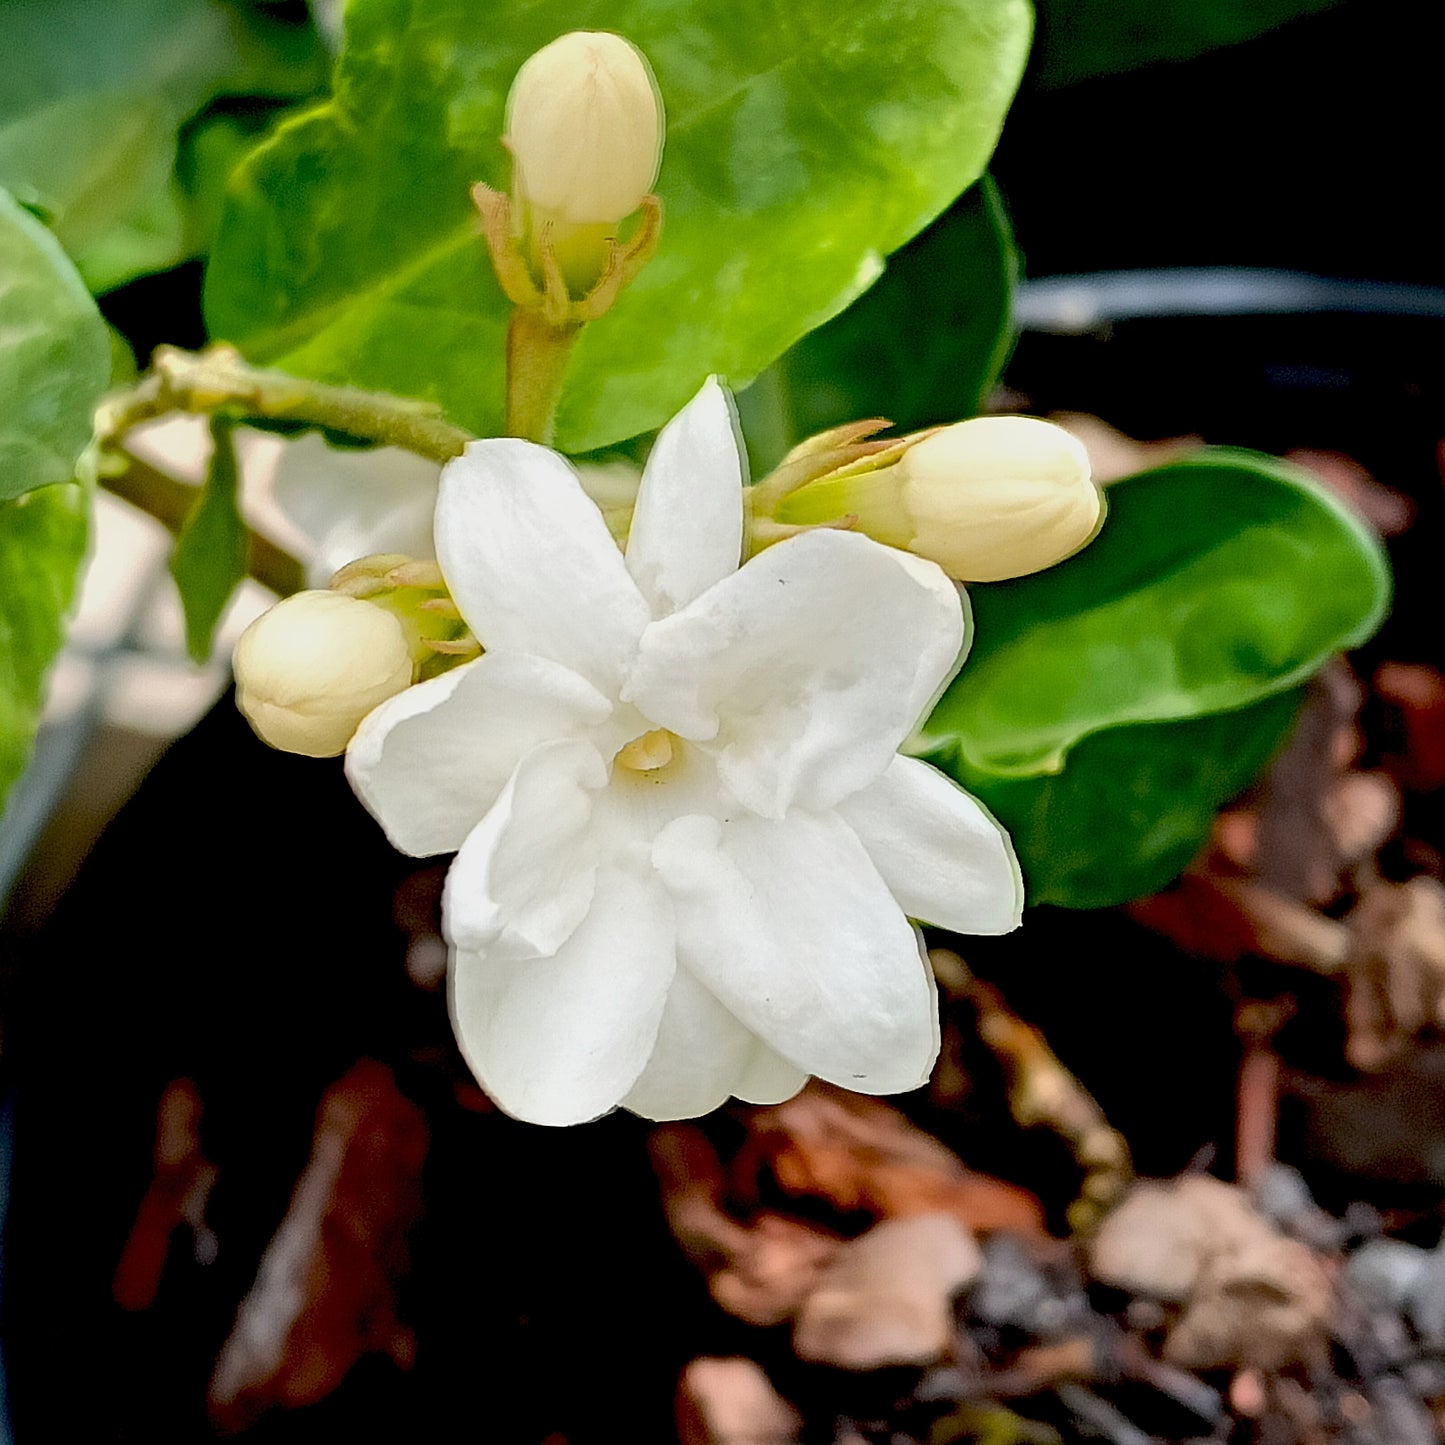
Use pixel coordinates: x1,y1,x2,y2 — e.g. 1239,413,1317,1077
170,416,248,663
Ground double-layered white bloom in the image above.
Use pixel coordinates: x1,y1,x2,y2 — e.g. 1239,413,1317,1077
345,380,1023,1126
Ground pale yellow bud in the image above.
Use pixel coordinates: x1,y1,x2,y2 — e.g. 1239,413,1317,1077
233,591,413,758
896,416,1101,582
506,31,663,226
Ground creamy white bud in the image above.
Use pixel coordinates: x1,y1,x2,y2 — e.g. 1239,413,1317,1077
898,415,1101,582
233,590,413,758
506,31,663,226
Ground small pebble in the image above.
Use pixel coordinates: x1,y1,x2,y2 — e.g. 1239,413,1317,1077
971,1234,1081,1336
1346,1238,1430,1314
1406,1242,1445,1343
1402,1357,1445,1399
1254,1163,1342,1251
1369,1375,1440,1445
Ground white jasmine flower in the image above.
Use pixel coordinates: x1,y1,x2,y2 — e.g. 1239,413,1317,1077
345,379,1023,1126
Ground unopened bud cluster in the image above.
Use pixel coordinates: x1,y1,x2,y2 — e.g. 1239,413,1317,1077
761,414,1102,583
507,31,663,229
234,591,414,758
233,554,475,757
477,29,665,315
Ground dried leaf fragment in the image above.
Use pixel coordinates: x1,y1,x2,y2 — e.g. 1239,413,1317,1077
792,1213,982,1369
207,1060,428,1433
736,1081,1046,1237
676,1357,802,1445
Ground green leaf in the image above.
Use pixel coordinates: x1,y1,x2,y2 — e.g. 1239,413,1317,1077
170,418,247,663
177,107,290,260
0,479,88,814
204,0,1033,453
0,91,187,293
1031,0,1347,88
774,175,1019,448
0,0,329,291
0,0,324,123
0,188,110,501
922,449,1390,776
937,690,1304,909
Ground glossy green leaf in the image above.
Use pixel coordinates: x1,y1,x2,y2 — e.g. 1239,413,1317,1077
774,175,1019,447
0,188,110,501
1032,0,1346,88
0,479,88,814
922,449,1390,777
0,0,328,291
935,690,1304,909
204,0,1033,452
171,419,247,663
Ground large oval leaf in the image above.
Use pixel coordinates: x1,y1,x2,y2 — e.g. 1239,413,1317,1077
203,0,1033,453
935,690,1304,909
0,188,109,500
922,449,1390,776
775,175,1019,445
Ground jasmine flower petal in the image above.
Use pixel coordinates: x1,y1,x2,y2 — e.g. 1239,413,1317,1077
436,438,651,691
653,811,939,1094
625,375,744,617
838,755,1024,934
449,865,676,1126
347,651,612,856
626,529,965,817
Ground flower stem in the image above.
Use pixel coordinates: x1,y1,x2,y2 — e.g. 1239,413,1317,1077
97,345,475,464
505,308,581,445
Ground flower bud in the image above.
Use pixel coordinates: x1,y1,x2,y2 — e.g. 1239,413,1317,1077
506,31,663,227
233,590,413,758
897,416,1100,581
772,414,1101,582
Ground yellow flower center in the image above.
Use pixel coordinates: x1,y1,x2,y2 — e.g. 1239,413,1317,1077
615,727,675,772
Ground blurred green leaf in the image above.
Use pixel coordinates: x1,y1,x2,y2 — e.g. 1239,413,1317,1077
1032,0,1346,88
775,175,1019,445
0,91,186,293
171,418,247,663
177,107,288,260
923,450,1390,777
0,0,329,292
941,690,1304,908
204,0,1033,452
0,0,324,122
0,480,88,816
0,188,110,502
